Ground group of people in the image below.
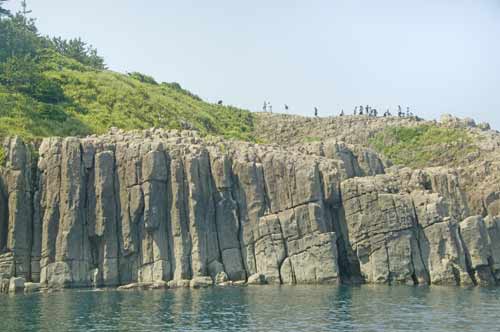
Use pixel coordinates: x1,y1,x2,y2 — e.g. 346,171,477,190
340,105,414,118
260,101,414,119
263,102,319,116
262,101,274,113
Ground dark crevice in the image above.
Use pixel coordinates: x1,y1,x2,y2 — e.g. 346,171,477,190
228,161,249,281
457,226,478,286
384,242,392,285
0,177,8,253
111,149,122,285
410,199,431,284
276,214,289,285
181,156,194,279
30,209,41,283
206,156,225,276
165,153,176,282
331,184,363,285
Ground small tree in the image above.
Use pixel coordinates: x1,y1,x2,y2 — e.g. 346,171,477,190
127,71,158,85
0,55,39,93
20,0,31,16
0,55,65,103
51,37,106,70
0,0,11,18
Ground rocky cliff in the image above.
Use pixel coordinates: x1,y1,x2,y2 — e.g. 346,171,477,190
1,114,499,290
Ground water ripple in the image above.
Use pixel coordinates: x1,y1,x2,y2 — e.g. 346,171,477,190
1,285,499,331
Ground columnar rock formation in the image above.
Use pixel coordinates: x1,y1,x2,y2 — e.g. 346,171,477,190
0,120,499,289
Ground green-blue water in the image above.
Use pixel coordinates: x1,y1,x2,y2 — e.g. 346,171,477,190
1,285,499,331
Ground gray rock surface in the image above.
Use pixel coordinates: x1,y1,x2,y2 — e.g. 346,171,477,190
0,122,500,291
9,277,25,293
190,276,213,288
24,282,41,293
247,273,267,285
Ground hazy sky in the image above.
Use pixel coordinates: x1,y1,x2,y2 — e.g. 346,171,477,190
6,0,500,129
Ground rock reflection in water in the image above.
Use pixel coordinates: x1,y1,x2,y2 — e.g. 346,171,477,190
1,285,499,332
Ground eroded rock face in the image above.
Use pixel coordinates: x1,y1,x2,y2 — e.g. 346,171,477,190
459,216,500,286
0,132,344,289
0,128,499,290
0,138,34,281
341,175,428,285
340,167,500,287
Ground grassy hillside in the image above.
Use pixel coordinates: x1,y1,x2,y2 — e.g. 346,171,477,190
369,124,479,168
0,9,255,142
0,4,485,171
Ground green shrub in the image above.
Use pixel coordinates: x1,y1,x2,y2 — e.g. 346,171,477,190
0,145,5,167
370,125,479,168
127,72,158,85
304,136,322,143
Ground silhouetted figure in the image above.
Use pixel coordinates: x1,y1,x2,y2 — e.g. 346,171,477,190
269,103,273,113
314,107,318,117
263,102,267,112
366,105,370,115
354,106,358,115
218,100,223,105
284,104,289,111
340,109,344,116
374,109,378,117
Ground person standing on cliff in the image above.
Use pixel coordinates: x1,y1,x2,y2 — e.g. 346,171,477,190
314,107,318,117
262,102,267,112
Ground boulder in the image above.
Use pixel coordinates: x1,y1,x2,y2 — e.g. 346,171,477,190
24,282,41,293
167,279,191,288
0,278,10,293
215,271,229,285
247,273,267,285
9,277,25,293
117,282,152,290
189,276,213,289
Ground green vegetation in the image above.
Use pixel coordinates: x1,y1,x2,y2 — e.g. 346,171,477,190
51,37,105,70
0,1,255,142
304,136,322,143
370,125,479,168
0,145,5,166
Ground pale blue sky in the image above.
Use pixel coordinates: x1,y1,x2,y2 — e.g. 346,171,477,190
6,0,500,129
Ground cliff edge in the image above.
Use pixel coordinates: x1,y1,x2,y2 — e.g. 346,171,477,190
1,113,499,290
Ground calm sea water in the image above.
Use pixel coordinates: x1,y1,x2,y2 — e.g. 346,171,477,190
1,285,499,332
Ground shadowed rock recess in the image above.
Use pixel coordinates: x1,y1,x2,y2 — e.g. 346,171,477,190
1,115,500,289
